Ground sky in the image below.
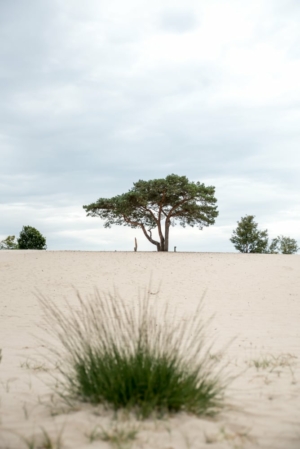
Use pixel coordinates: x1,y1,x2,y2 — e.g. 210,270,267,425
1,0,299,252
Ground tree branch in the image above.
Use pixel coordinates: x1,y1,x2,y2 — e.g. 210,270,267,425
122,215,160,248
141,206,158,224
166,197,190,220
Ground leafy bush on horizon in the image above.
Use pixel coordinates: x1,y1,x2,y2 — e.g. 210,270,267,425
38,288,225,419
230,215,268,253
230,215,298,254
0,235,18,250
17,226,47,250
268,235,299,254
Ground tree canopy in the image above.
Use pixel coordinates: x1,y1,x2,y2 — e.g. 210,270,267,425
17,226,47,250
0,235,18,250
268,235,299,254
83,174,218,251
230,215,269,253
230,216,299,254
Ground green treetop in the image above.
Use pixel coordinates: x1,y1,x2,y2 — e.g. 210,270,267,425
230,215,269,253
268,235,299,254
83,174,218,251
0,235,18,250
17,226,47,250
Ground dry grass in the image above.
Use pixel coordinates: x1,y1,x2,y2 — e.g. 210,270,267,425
38,286,226,419
248,353,297,371
85,421,139,448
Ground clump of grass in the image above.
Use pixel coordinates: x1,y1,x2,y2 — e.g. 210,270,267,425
20,359,49,371
86,422,138,447
251,357,273,370
18,426,64,449
38,287,225,419
100,423,138,448
204,426,254,446
248,353,297,371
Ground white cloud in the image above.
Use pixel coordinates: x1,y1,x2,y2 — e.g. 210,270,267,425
0,0,299,251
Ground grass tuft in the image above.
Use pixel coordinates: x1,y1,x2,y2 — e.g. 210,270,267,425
38,287,225,419
100,424,138,448
17,426,64,449
248,353,297,371
20,359,49,371
85,421,138,447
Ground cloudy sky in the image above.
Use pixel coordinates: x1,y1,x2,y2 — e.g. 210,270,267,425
1,0,299,252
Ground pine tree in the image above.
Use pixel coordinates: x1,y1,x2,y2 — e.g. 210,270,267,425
84,174,218,251
230,215,268,253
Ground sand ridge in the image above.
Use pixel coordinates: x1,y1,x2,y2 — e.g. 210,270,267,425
0,251,300,448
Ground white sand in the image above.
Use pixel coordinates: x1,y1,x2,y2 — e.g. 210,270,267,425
0,251,299,449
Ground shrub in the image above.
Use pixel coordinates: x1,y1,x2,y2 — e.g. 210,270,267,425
268,235,299,254
0,235,18,249
17,226,47,250
39,288,225,418
230,215,268,253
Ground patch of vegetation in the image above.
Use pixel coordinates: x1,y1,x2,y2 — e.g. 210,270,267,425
248,353,297,371
204,425,254,446
268,235,299,254
18,225,47,250
39,288,225,419
230,215,268,253
0,235,18,249
85,422,138,448
20,359,49,371
19,426,64,449
230,215,299,254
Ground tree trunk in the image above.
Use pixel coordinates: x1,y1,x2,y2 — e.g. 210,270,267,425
159,233,165,251
163,220,170,251
140,224,161,251
157,210,165,251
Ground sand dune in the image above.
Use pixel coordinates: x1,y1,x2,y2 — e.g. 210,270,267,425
0,251,299,448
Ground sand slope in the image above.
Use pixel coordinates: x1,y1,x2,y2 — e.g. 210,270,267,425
0,251,299,448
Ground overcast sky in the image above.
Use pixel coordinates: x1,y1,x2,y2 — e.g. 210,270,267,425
1,0,299,252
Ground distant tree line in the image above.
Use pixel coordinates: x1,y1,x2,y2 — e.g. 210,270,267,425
83,174,298,254
0,226,46,250
230,215,298,254
1,175,298,254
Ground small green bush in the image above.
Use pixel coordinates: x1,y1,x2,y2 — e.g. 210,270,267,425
39,288,224,418
0,235,18,250
18,226,47,250
268,235,299,254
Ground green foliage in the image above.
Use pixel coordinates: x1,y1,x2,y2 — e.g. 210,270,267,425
230,215,268,253
248,353,297,371
39,289,224,419
83,174,218,251
268,235,299,254
19,426,64,449
87,422,139,447
230,217,298,255
0,235,18,249
17,226,47,250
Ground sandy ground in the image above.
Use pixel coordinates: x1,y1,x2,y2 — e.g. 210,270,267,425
0,250,299,449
